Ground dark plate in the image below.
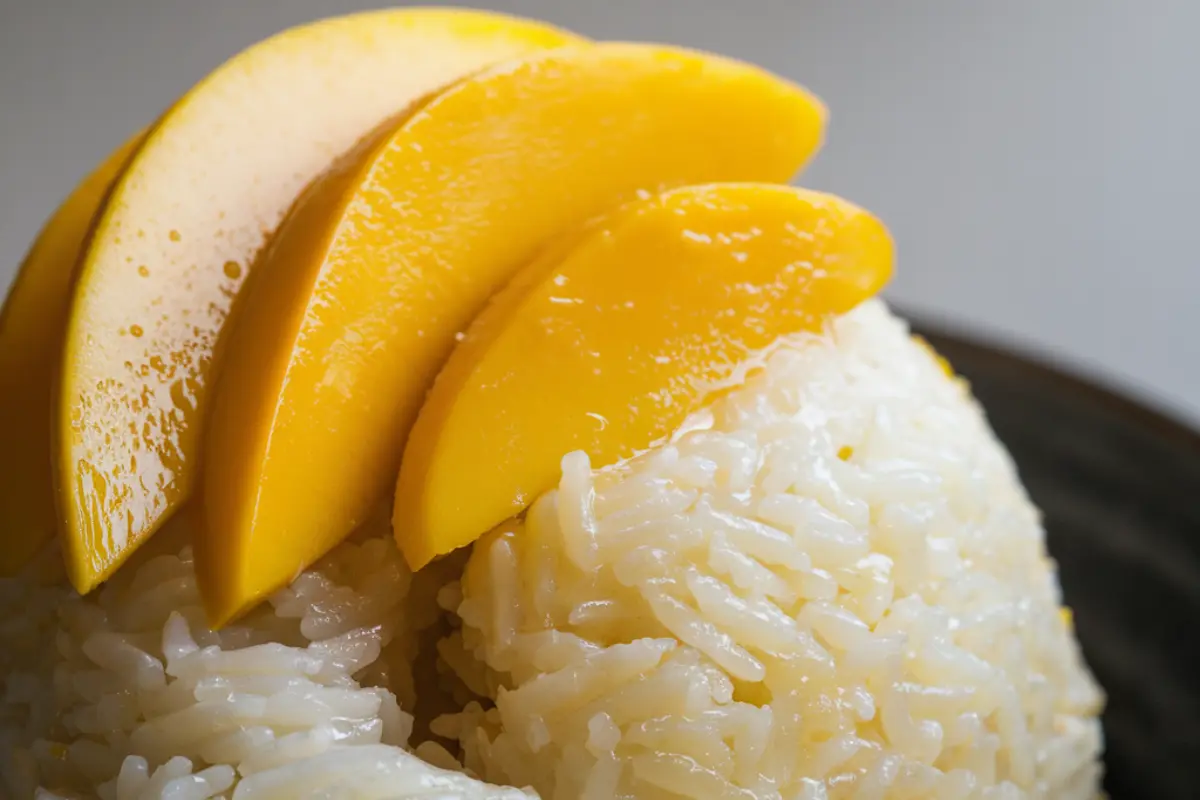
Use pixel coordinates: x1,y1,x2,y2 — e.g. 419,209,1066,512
911,321,1200,799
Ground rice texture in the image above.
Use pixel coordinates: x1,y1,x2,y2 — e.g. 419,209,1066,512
438,300,1104,799
1,300,1103,799
0,512,531,799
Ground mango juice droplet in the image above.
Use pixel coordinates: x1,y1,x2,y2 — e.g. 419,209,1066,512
168,230,182,242
138,265,150,277
129,325,144,338
223,261,242,280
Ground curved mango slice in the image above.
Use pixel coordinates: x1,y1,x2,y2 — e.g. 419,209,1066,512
395,183,893,569
0,132,145,575
57,9,579,593
199,43,826,625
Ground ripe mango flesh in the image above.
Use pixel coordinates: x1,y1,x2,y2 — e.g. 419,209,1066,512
395,183,893,569
56,8,579,593
199,43,826,625
0,131,144,575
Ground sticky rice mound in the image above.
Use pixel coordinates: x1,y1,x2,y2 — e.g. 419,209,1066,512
0,301,1103,799
437,300,1103,798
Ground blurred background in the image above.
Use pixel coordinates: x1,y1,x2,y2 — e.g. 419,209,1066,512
1,0,1196,423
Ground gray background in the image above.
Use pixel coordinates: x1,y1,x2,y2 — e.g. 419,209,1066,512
1,0,1197,422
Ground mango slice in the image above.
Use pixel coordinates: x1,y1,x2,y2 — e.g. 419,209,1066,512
395,183,893,569
56,9,578,593
0,132,145,575
199,43,825,625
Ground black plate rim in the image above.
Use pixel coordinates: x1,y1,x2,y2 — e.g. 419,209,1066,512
905,313,1200,457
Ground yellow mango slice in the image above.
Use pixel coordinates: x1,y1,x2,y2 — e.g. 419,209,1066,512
395,183,893,569
57,9,578,593
199,43,825,625
0,132,145,575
